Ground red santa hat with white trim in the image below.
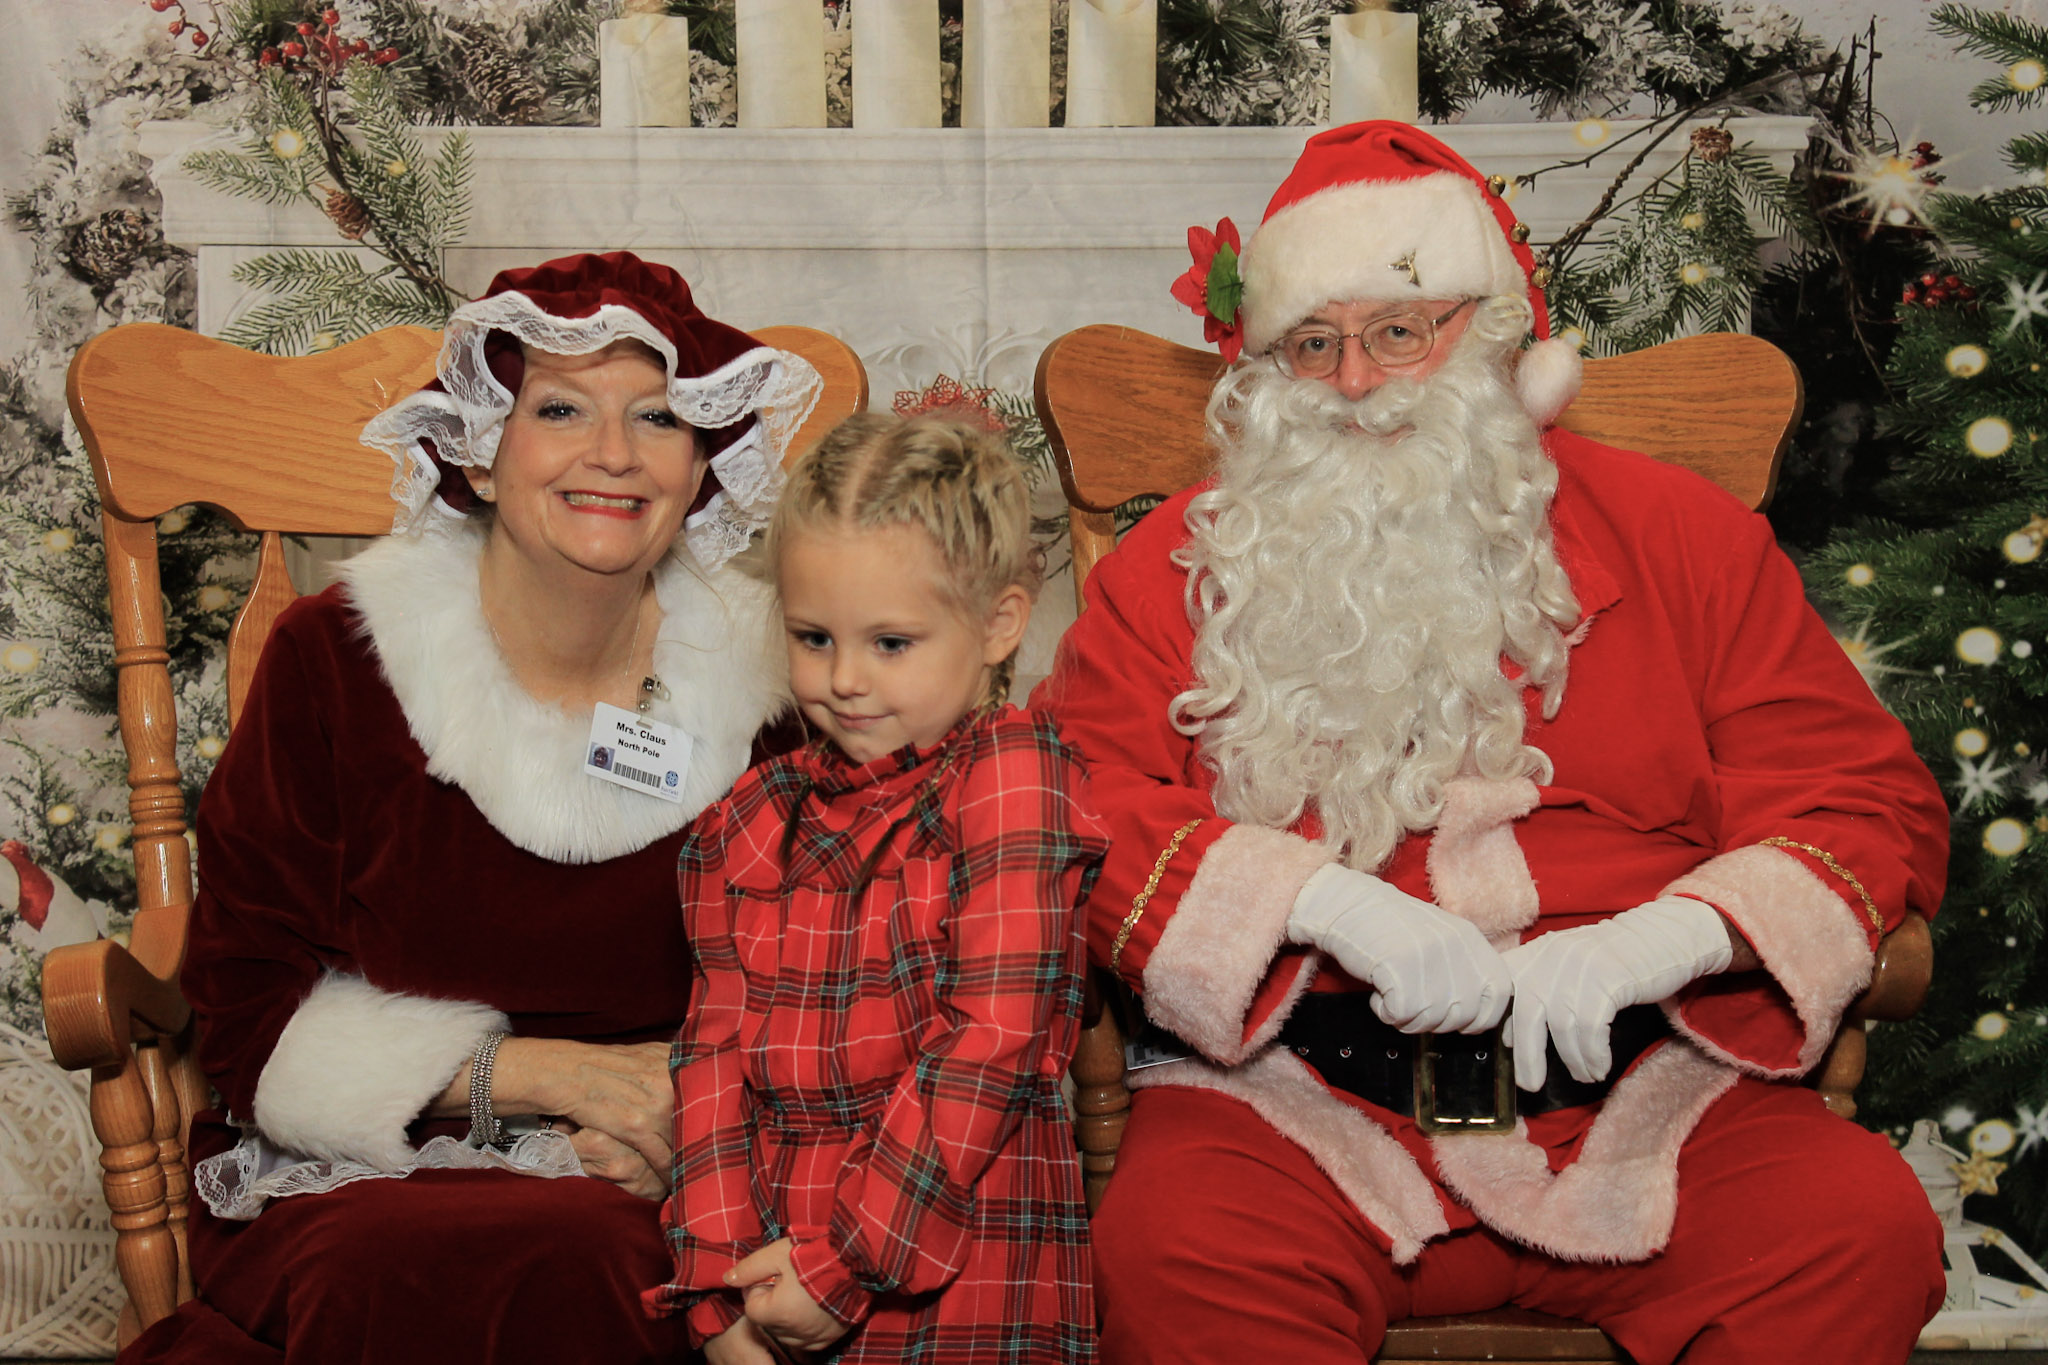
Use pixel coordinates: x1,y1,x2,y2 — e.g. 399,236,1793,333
1190,120,1583,425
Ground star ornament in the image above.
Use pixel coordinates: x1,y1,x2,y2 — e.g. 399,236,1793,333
1171,219,1245,364
1953,1149,2009,1198
1827,137,1938,232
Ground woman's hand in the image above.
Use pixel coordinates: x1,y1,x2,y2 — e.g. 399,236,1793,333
543,1118,667,1200
727,1238,848,1356
433,1036,674,1192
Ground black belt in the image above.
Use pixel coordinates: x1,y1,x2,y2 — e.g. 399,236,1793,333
1276,995,1672,1125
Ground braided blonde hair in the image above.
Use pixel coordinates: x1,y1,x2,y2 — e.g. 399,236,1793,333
766,413,1042,704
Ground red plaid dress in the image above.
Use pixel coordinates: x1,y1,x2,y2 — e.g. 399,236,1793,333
647,706,1107,1362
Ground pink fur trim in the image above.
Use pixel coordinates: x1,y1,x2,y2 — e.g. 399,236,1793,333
1130,1053,1450,1264
1515,338,1584,427
1664,845,1875,1076
1143,826,1331,1063
1427,776,1541,945
1432,1040,1737,1262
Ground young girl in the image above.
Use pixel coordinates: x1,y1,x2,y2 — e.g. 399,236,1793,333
646,414,1108,1364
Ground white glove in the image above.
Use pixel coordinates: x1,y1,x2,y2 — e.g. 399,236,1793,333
1284,864,1514,1035
1501,895,1735,1092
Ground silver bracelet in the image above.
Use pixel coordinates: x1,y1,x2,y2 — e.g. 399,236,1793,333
467,1030,510,1150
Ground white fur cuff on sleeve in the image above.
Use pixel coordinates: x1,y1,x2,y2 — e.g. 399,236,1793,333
253,973,509,1171
1142,825,1331,1064
1662,844,1875,1077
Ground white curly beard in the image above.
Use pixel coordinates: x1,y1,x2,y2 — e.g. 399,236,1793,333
1172,299,1580,874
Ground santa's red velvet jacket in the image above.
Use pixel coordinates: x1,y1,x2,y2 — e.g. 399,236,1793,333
1031,428,1949,1264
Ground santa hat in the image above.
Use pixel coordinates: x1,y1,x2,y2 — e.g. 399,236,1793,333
361,251,822,570
1177,122,1582,426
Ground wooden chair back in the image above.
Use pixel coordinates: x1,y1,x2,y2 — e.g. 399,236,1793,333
1034,324,1932,1365
45,319,868,1344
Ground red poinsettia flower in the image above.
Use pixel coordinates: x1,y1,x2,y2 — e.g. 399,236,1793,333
1169,217,1245,363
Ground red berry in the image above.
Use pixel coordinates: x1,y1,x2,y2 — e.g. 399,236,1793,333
260,47,277,64
281,39,304,57
1902,284,1919,303
374,46,399,63
322,7,339,23
296,21,314,34
1960,285,1979,301
1944,274,1963,289
149,0,173,10
1922,296,1941,309
351,38,369,53
167,17,183,33
190,28,206,44
1920,273,1940,288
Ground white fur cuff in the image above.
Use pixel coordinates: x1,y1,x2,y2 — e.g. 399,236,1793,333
254,974,508,1171
1663,845,1876,1077
1141,825,1330,1063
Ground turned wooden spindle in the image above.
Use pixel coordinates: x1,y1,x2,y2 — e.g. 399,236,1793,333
1071,974,1132,1211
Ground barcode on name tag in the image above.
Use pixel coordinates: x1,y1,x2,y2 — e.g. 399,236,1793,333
614,761,663,789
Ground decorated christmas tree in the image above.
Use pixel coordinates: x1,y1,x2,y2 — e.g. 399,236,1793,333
1808,3,2048,1263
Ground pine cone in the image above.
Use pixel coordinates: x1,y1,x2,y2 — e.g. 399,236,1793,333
324,188,371,240
61,209,153,291
448,21,546,122
1690,126,1735,164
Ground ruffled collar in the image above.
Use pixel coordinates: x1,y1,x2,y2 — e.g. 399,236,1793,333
337,522,791,864
794,708,995,801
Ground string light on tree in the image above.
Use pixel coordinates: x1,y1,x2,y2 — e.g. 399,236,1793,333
1679,262,1710,286
1985,818,2031,857
39,529,74,553
2006,527,2044,563
1959,626,2006,664
1948,344,1990,377
1846,562,1877,586
2,644,38,674
1574,119,1610,147
267,129,306,160
1958,727,1991,756
2013,59,2046,91
45,803,75,828
1969,417,2016,457
1980,1011,2014,1041
1831,139,1939,229
1974,1119,2019,1156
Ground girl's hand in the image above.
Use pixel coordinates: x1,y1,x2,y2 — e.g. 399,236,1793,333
433,1037,674,1189
704,1314,786,1365
727,1238,848,1355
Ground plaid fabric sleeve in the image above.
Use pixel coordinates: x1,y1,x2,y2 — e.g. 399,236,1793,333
643,800,758,1345
787,719,1108,1318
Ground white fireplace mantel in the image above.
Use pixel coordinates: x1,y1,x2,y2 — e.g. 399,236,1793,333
141,118,1813,386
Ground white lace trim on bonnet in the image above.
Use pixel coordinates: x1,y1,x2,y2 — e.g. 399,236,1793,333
358,291,823,569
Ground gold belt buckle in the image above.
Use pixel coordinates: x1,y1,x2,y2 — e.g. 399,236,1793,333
1413,1023,1516,1135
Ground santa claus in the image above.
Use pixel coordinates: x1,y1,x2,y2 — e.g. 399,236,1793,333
1035,122,1951,1363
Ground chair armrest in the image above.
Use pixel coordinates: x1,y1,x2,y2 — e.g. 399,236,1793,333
1852,914,1932,1024
42,932,192,1071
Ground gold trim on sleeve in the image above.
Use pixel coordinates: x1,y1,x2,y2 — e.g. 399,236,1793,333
1111,819,1204,975
1760,836,1883,934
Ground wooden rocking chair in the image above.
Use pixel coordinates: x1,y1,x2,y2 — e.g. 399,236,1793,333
43,319,868,1346
1034,324,1936,1365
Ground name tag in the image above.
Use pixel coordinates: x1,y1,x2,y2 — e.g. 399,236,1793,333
584,702,692,804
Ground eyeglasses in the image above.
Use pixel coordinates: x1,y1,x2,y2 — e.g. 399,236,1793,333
1268,301,1474,380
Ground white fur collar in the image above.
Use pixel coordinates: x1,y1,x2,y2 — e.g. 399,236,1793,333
337,525,790,864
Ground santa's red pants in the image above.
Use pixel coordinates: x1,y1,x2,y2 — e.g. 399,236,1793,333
1094,1078,1943,1364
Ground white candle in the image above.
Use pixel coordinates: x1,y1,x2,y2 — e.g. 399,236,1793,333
737,0,827,128
1065,0,1156,128
600,13,692,128
1330,11,1420,125
853,0,941,129
963,0,1051,128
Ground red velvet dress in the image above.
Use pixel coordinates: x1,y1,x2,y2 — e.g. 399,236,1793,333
124,532,782,1363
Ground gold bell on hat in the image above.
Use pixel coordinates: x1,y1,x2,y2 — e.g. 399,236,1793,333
1509,222,1531,244
1486,174,1509,197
